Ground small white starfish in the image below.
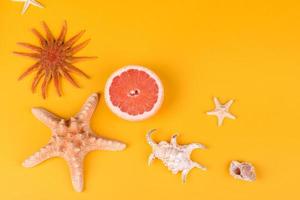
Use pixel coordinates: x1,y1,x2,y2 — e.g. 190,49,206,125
207,97,236,126
12,0,44,15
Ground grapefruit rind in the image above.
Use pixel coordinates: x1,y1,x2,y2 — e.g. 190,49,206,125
104,65,164,121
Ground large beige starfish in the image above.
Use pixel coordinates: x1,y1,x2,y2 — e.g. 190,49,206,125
22,93,126,192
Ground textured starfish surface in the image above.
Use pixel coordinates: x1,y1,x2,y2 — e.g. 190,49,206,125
207,97,236,126
23,93,126,192
15,21,96,98
146,129,206,183
12,0,43,15
229,160,256,181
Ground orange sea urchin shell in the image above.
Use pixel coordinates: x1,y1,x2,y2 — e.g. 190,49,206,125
15,21,96,98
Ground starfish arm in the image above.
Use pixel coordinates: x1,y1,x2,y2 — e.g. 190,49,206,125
225,112,236,120
21,0,30,14
18,62,40,80
64,30,86,48
31,28,47,47
170,134,178,146
57,21,67,45
42,21,55,43
31,107,61,129
41,70,52,99
88,136,126,151
31,69,44,92
75,93,99,121
13,51,41,58
68,39,91,54
213,97,221,107
225,99,234,110
64,62,89,78
23,143,58,167
30,0,44,8
206,110,218,116
12,0,26,2
67,56,97,63
60,68,80,88
217,115,225,127
66,157,84,192
53,71,62,96
17,42,42,52
148,153,155,166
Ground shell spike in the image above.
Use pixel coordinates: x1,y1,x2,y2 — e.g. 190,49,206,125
193,162,207,171
186,143,206,155
170,133,179,146
181,168,191,183
148,153,155,166
146,129,157,148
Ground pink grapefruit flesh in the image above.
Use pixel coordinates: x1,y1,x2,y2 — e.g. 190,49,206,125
105,65,164,121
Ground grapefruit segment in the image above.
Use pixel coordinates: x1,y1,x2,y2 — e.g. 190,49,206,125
104,65,164,121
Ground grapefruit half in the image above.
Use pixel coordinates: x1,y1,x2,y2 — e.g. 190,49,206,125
104,65,164,121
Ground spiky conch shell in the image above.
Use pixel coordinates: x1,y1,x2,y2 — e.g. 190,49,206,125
146,129,207,182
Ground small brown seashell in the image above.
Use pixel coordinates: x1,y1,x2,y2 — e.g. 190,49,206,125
229,160,256,181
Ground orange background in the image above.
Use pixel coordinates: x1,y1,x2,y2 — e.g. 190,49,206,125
0,0,299,199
